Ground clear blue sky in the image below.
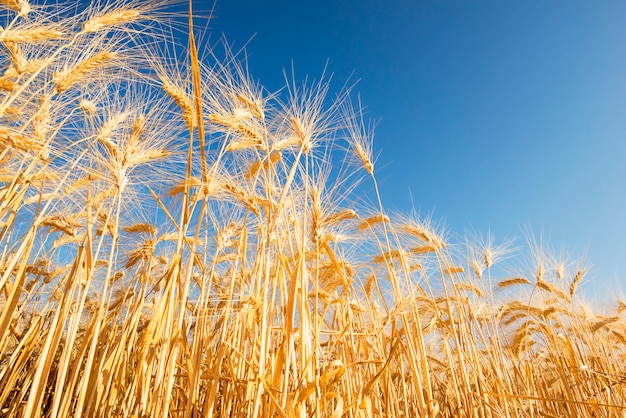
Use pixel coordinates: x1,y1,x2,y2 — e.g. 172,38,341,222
199,1,626,301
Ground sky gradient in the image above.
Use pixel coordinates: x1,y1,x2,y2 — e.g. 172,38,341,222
202,1,626,301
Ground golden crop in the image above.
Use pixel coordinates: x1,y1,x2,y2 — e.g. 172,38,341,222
0,1,624,417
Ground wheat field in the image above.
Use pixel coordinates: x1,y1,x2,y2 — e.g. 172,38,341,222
0,1,625,417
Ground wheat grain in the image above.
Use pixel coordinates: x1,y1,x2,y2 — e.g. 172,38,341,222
410,245,437,255
401,223,445,250
590,316,619,332
161,78,196,130
569,270,583,296
358,214,389,230
123,223,157,235
3,41,27,73
536,280,570,302
0,126,43,152
0,0,30,15
78,98,97,115
40,215,81,236
497,277,531,289
454,283,483,298
246,151,281,179
0,77,16,91
237,93,264,121
53,51,117,93
125,240,155,268
82,8,143,33
470,260,483,279
444,266,464,275
0,27,63,43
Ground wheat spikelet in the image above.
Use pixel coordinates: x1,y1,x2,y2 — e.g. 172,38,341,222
469,260,482,279
322,208,357,226
590,316,619,332
123,223,157,235
96,211,115,236
497,277,531,289
225,138,263,152
23,192,56,205
0,126,43,152
409,245,437,255
290,116,313,152
134,148,170,166
536,280,570,301
510,319,538,347
610,329,626,345
454,283,483,298
358,214,388,230
363,274,375,297
162,78,195,130
271,136,299,151
215,252,238,264
0,104,19,116
78,98,97,115
82,7,143,33
53,51,117,93
2,41,27,73
40,215,81,236
32,95,51,144
502,311,528,326
318,260,353,291
444,266,464,275
237,93,264,120
168,177,202,196
536,263,544,283
128,114,145,145
569,270,583,296
125,239,155,269
401,223,445,250
0,77,16,91
211,113,263,149
291,115,305,141
215,222,239,251
1,0,30,15
484,249,493,268
2,57,45,78
95,112,128,157
403,263,420,274
0,27,62,43
223,183,260,216
52,234,81,248
354,141,373,175
542,306,569,319
501,300,543,316
246,151,281,179
63,173,99,195
158,231,180,242
372,249,407,263
556,264,565,280
209,113,233,129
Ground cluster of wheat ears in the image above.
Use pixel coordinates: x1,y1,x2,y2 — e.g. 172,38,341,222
0,1,624,417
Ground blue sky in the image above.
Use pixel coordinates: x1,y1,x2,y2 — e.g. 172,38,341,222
200,1,626,301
